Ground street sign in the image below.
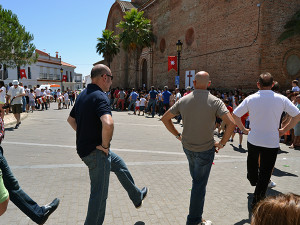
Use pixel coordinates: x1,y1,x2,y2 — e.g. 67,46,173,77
175,76,180,86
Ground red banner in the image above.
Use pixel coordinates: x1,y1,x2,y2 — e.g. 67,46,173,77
62,75,67,82
168,56,177,72
20,69,27,79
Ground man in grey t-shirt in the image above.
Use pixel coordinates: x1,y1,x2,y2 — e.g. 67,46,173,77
161,71,235,225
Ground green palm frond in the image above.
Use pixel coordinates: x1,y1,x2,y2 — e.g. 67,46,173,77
96,29,120,66
278,9,300,43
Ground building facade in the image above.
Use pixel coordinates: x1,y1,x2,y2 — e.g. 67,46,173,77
0,49,82,91
105,0,300,90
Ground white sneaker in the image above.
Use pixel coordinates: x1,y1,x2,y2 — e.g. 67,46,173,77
200,220,212,225
268,180,276,188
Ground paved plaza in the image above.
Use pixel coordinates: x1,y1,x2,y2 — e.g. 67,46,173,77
1,107,300,225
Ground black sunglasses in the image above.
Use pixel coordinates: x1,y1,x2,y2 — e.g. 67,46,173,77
105,74,113,80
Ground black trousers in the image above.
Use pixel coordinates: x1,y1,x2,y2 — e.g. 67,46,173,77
247,141,278,206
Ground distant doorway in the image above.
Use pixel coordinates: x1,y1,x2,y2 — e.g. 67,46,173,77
142,59,147,88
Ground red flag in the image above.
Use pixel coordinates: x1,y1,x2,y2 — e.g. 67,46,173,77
20,69,27,79
62,75,67,82
168,56,177,72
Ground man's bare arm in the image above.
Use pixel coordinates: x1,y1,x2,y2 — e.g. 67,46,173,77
161,110,181,141
67,116,77,131
232,114,249,134
279,113,300,137
98,114,114,155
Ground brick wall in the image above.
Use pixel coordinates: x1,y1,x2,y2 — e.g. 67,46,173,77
106,0,300,90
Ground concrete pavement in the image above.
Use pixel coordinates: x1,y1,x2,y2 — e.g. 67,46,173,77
1,107,299,225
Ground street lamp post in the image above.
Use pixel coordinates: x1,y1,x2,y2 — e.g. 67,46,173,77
176,40,183,89
60,68,63,92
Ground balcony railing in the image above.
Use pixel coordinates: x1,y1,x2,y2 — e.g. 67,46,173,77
39,73,61,80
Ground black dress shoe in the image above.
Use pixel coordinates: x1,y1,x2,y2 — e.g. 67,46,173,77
135,187,148,209
39,198,60,225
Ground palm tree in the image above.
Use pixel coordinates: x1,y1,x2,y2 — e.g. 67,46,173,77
96,29,120,68
117,9,154,87
277,9,300,43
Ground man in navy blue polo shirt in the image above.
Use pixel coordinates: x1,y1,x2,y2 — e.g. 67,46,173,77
147,86,158,118
67,64,148,225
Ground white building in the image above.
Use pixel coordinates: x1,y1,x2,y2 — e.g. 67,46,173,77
0,49,82,91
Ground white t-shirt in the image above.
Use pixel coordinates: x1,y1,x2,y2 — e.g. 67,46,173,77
35,88,41,96
24,88,30,97
175,92,181,102
0,86,6,103
57,91,61,97
64,93,69,101
46,89,51,95
135,100,140,107
29,92,35,101
7,86,24,105
233,90,300,148
140,98,146,106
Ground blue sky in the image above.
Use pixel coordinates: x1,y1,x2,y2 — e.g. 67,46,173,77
1,0,117,77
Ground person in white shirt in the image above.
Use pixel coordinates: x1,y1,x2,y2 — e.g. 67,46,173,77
24,85,30,113
135,99,140,115
40,89,48,110
0,81,6,118
35,85,42,110
56,89,63,109
139,96,147,116
7,80,25,129
45,87,51,108
64,91,69,109
233,72,300,209
28,89,36,112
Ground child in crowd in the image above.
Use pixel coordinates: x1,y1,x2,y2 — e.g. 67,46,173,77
291,80,300,92
139,95,146,116
28,89,36,112
135,98,140,115
64,91,69,109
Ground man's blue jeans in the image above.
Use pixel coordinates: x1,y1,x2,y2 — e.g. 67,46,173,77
128,100,136,113
147,99,156,117
82,150,143,225
183,147,215,225
0,147,46,224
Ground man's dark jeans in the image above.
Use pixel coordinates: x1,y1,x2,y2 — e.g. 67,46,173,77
183,147,215,225
247,141,278,207
0,146,45,224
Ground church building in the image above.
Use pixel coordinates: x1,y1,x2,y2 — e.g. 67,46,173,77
104,0,300,90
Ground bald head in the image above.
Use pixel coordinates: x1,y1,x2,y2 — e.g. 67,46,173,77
91,64,111,79
194,71,211,89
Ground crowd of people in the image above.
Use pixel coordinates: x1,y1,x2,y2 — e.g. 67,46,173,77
0,80,79,128
1,65,300,224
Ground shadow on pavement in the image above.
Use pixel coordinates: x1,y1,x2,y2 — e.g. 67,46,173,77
267,188,283,197
234,189,284,225
233,193,253,225
278,149,289,154
230,144,247,153
134,222,145,225
4,127,15,132
272,167,298,177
